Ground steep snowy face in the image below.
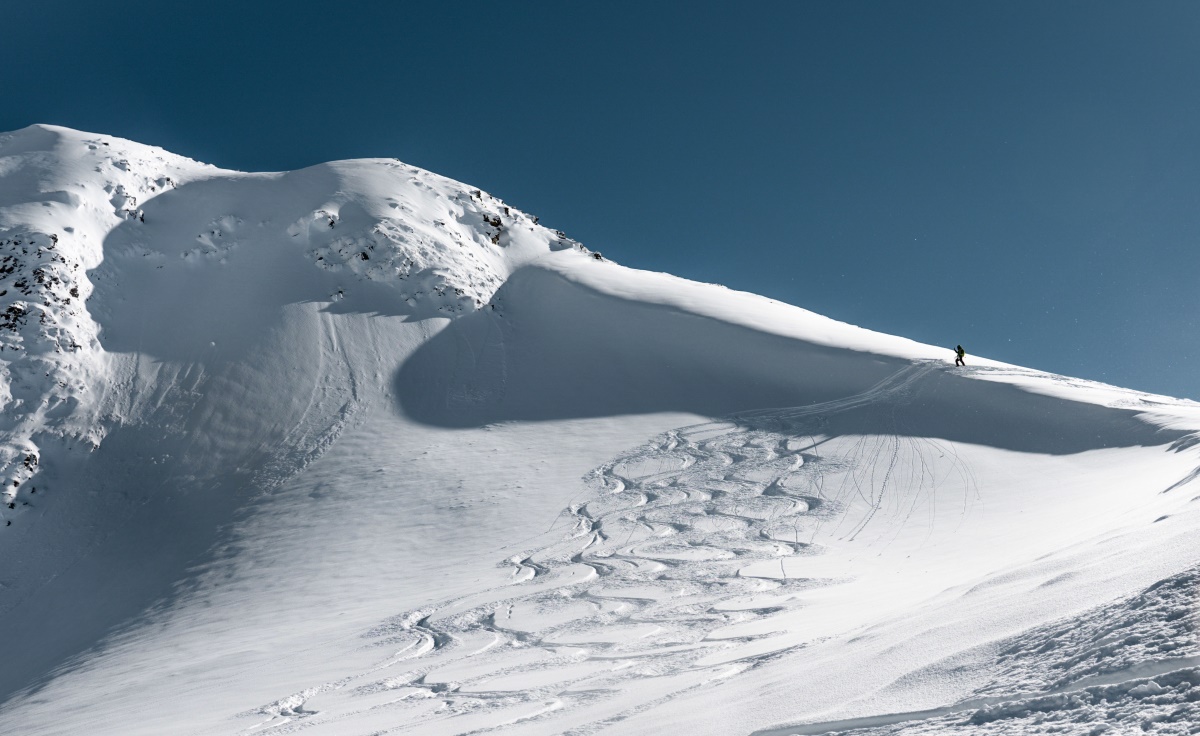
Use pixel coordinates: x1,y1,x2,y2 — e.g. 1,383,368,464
0,125,215,503
0,124,581,509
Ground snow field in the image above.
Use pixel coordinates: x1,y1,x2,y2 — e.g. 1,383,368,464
0,125,1198,736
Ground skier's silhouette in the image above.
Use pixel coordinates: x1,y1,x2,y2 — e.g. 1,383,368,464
954,345,966,367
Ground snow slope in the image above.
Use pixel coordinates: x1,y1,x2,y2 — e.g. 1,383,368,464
0,125,1198,736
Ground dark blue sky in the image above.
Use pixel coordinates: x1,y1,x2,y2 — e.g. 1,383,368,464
6,1,1199,398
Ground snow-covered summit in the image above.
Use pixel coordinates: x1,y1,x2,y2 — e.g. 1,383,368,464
0,123,583,317
0,123,983,507
0,124,588,503
2,126,1199,736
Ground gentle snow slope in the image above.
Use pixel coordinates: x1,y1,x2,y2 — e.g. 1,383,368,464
0,125,1198,736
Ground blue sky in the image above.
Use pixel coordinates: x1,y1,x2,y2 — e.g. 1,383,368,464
6,1,1199,398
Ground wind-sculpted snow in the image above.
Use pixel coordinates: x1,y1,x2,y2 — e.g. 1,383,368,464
398,266,1192,456
0,124,587,528
2,125,1200,736
0,124,593,701
755,566,1200,736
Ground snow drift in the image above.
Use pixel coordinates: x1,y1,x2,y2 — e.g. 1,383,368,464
0,125,1198,736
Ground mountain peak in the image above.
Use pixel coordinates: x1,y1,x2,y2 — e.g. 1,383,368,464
2,128,1198,736
0,126,591,505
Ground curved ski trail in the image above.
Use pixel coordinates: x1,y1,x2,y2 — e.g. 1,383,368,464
243,362,972,734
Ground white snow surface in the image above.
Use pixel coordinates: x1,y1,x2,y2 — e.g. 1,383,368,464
1,124,1198,736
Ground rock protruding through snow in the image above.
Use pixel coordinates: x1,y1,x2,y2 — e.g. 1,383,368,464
0,124,593,524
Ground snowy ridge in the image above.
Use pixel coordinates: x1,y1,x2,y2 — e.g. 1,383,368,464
0,126,1198,736
0,124,583,519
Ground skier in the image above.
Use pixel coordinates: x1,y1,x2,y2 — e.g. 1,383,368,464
954,345,966,367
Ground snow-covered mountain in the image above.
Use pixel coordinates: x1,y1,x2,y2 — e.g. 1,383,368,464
1,124,1198,736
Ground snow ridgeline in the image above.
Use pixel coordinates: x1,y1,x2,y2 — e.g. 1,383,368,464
0,124,588,519
2,125,1199,736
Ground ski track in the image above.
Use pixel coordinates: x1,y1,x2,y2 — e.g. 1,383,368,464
240,362,986,734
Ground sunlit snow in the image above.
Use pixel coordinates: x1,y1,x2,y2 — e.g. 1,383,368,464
1,125,1198,736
